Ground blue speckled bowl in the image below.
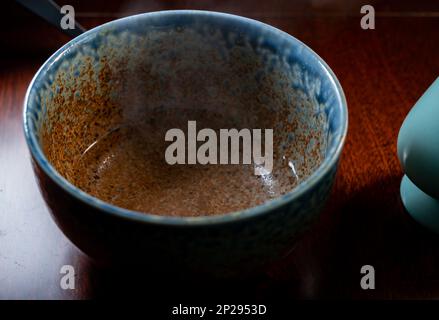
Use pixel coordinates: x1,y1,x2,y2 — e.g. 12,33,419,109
23,11,347,275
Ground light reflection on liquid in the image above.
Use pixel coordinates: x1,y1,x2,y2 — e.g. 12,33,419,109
255,164,276,197
288,160,299,180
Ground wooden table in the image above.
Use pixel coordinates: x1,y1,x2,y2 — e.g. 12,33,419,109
1,0,439,300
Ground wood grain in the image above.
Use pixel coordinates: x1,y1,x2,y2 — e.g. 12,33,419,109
1,0,439,299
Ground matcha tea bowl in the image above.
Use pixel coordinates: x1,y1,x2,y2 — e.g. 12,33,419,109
23,10,347,275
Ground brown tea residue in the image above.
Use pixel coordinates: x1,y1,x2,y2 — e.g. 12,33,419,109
72,108,298,217
39,26,327,217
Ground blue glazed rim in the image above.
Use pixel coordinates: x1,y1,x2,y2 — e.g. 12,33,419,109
23,10,348,227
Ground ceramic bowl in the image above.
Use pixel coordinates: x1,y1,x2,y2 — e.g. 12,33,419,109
23,10,348,275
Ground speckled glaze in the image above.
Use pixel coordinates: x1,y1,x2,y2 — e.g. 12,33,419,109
24,11,348,275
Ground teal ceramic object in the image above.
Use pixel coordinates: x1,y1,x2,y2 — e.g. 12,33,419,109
398,77,439,232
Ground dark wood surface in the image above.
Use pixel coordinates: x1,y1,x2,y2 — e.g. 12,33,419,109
1,0,439,300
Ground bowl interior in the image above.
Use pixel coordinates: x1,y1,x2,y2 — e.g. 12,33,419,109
25,11,346,218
